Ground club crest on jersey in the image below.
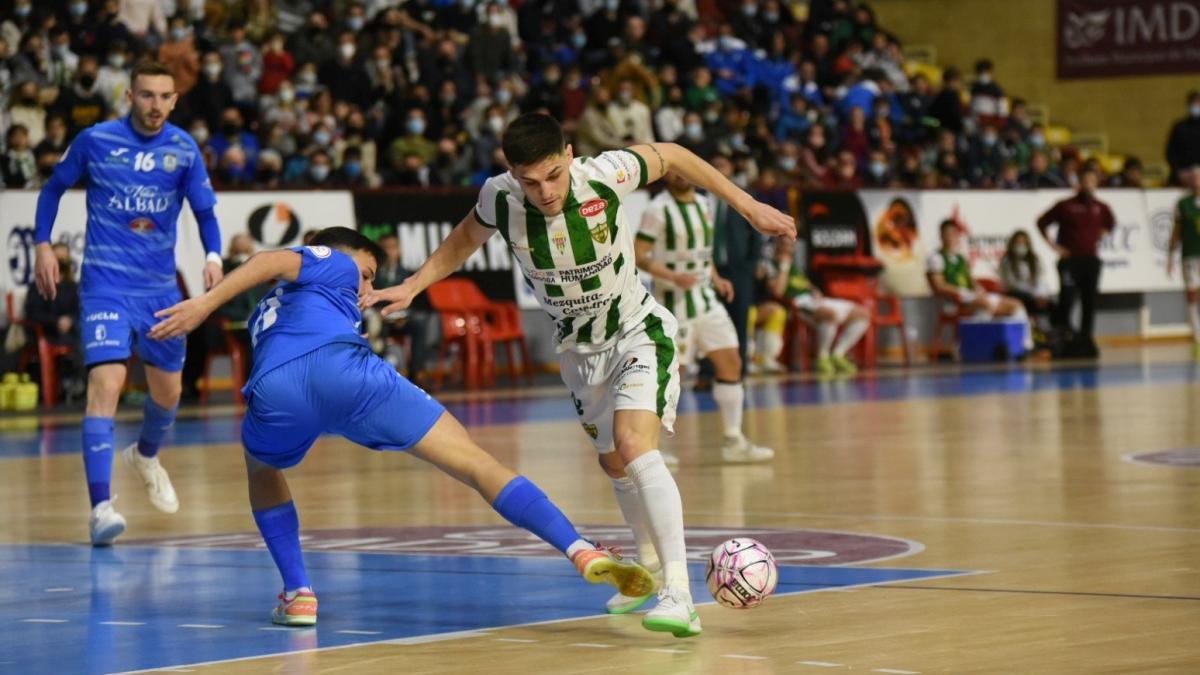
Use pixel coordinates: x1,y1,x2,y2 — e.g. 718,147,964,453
616,168,627,184
589,221,608,244
129,217,155,233
162,153,178,172
553,230,567,254
582,422,599,440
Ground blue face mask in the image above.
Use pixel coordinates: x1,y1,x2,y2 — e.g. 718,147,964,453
407,118,426,136
310,164,330,182
344,160,362,178
14,4,30,18
70,2,88,17
313,130,332,147
572,34,587,50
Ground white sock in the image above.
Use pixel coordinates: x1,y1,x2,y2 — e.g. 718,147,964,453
1011,305,1033,350
712,381,745,438
624,450,689,591
1190,302,1200,342
761,331,783,364
566,540,593,559
832,318,869,357
817,322,836,358
610,476,659,571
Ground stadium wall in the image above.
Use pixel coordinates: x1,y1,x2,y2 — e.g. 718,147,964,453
871,0,1195,170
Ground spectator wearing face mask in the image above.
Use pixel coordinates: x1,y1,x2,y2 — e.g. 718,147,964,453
209,107,260,177
53,56,109,139
220,23,262,111
575,87,624,158
34,114,69,158
253,147,284,188
863,149,894,187
117,0,168,42
259,32,295,96
1107,157,1143,188
181,51,235,130
1167,91,1200,185
775,92,813,143
333,145,370,188
607,79,655,145
388,108,437,175
158,16,200,95
289,11,337,68
969,58,1007,126
966,123,1007,186
655,85,687,142
96,41,132,117
302,149,334,187
319,32,372,108
468,3,517,81
1020,149,1065,188
47,27,79,89
928,66,964,135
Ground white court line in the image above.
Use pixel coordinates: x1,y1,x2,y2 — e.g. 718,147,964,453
177,624,224,629
568,643,613,649
723,654,768,660
798,662,844,668
336,630,382,636
21,619,67,623
43,587,73,592
874,669,920,674
100,621,146,626
494,638,537,643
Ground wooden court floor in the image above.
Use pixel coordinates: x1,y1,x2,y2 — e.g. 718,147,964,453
1,345,1198,674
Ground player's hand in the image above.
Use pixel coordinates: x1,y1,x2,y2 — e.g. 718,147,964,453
149,297,216,340
33,243,60,301
673,271,698,290
203,261,224,290
743,201,797,241
712,274,734,301
56,316,73,334
361,280,417,315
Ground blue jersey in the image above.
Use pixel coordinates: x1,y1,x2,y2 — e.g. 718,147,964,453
245,246,367,391
46,117,217,296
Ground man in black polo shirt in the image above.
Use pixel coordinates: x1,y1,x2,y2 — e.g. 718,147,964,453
1036,166,1115,357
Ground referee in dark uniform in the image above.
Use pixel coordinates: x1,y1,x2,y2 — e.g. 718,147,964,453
1036,166,1115,357
710,154,764,377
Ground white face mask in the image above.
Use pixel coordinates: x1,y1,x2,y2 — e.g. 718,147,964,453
495,88,512,105
487,116,505,134
191,127,209,144
1012,244,1029,256
278,87,295,103
778,156,797,171
1190,103,1200,118
310,164,330,181
339,43,356,61
488,13,505,28
108,54,126,69
203,63,221,80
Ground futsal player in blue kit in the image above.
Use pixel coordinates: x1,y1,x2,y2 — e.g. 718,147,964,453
148,227,654,626
33,61,225,545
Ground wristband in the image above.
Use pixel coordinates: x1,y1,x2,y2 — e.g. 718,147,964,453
206,252,223,266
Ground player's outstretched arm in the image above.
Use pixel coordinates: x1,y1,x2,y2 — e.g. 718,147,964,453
626,142,797,241
361,210,494,315
149,249,303,340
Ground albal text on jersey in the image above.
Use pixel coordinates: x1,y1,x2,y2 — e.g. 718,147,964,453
474,149,653,353
38,117,217,295
244,246,368,393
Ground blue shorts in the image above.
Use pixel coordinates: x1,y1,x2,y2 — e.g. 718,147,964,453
241,343,446,468
81,291,186,372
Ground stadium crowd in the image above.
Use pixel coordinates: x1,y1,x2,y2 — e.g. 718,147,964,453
0,0,1176,194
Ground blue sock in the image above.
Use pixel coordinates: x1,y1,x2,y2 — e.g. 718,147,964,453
137,397,177,458
252,501,310,591
492,476,582,555
82,416,115,507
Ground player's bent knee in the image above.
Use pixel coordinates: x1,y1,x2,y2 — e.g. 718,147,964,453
612,429,653,463
597,451,626,478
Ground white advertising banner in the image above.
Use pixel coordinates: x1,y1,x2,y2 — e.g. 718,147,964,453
860,188,1184,297
2,189,356,307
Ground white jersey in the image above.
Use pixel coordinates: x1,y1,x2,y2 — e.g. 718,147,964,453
475,149,654,353
638,190,721,322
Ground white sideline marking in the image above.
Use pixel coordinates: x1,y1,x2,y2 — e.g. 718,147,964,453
44,587,73,592
100,621,145,626
177,624,224,629
21,619,67,623
798,661,844,668
494,638,537,643
336,630,382,636
874,669,920,674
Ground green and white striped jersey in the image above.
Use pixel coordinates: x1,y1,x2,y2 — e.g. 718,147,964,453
474,149,655,353
638,190,721,322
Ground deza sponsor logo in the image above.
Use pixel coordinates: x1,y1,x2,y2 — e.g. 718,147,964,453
579,199,608,218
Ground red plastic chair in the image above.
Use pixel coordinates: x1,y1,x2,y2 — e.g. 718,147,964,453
426,280,491,389
870,292,911,366
6,291,75,408
455,280,534,386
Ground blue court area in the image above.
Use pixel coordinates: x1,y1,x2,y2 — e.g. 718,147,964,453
2,360,1197,459
0,544,968,674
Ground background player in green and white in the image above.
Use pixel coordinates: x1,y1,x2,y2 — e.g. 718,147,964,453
636,170,774,462
366,113,795,639
1167,166,1200,360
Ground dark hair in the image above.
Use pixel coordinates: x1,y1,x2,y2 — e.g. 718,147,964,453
130,60,175,86
1188,90,1199,104
501,113,566,167
975,58,993,73
939,218,959,235
1003,229,1040,285
310,226,385,267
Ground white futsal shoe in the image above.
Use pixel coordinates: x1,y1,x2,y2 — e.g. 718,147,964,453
122,443,179,513
642,586,702,638
720,435,775,464
606,566,663,614
89,498,126,546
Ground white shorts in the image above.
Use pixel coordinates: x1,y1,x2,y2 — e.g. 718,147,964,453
1184,257,1200,292
942,292,1004,316
792,295,857,323
559,305,681,453
676,307,740,366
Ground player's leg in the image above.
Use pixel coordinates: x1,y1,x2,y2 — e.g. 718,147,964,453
991,294,1034,350
123,290,187,512
811,304,840,377
121,364,182,513
244,452,317,626
754,301,787,373
1184,260,1200,359
827,299,870,374
609,310,699,637
79,294,133,545
700,310,773,463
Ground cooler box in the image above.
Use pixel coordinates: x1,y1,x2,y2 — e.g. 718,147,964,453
958,319,1026,363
